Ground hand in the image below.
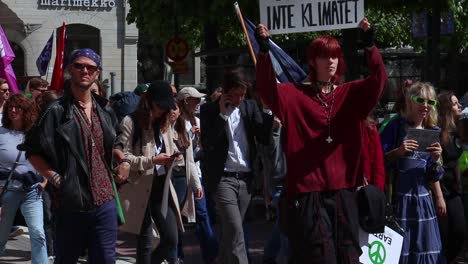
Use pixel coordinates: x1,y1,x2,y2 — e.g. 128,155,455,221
426,142,442,162
358,17,371,32
195,188,203,200
113,162,130,184
191,126,201,137
273,116,282,129
435,196,447,217
219,94,232,115
255,24,271,53
358,17,374,48
398,139,419,156
39,179,47,190
152,153,175,166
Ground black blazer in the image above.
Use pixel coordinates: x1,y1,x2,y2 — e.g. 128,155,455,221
200,99,272,192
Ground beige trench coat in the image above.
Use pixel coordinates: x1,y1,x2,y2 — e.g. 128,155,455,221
115,116,184,235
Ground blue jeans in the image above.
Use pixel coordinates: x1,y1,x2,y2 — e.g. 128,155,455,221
54,199,117,264
194,185,219,263
0,188,48,264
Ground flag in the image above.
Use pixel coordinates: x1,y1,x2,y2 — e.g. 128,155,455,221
36,32,54,76
244,18,307,83
50,22,66,92
0,24,19,94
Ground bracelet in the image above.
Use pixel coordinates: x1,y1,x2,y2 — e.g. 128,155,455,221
50,172,60,182
119,158,130,165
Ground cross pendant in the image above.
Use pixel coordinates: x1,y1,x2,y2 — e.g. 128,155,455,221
326,136,333,144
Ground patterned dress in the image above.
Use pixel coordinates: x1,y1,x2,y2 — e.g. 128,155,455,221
380,117,445,264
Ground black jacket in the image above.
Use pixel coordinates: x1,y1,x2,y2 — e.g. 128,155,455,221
23,94,121,212
200,99,272,192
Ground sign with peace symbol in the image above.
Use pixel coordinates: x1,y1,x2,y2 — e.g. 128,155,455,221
165,36,189,62
368,241,386,264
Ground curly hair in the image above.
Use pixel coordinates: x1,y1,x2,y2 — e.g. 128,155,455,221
404,82,438,129
2,93,38,131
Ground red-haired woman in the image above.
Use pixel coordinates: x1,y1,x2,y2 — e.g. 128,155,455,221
0,94,47,263
256,18,387,263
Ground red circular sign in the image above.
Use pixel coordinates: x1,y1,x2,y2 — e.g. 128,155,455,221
165,36,189,62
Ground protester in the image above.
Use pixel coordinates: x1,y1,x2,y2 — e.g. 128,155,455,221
0,78,10,125
114,80,183,264
27,77,48,100
177,87,219,264
200,68,271,264
0,93,47,264
380,82,445,263
22,48,122,263
437,91,466,262
362,116,386,191
90,79,106,98
255,17,386,263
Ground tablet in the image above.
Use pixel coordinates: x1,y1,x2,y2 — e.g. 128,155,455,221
406,128,440,152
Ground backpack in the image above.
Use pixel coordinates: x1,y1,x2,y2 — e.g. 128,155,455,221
109,92,140,122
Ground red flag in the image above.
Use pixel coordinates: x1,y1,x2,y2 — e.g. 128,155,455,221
49,22,66,92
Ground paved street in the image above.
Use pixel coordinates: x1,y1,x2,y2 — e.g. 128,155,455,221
0,197,273,264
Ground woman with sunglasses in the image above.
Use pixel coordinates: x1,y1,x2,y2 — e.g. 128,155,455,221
436,91,466,263
114,80,183,264
0,94,47,263
380,82,445,263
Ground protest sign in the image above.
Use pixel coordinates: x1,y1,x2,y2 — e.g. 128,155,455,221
359,226,404,264
259,0,364,34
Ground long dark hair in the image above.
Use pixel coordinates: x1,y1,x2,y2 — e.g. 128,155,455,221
438,91,457,146
173,111,191,150
133,92,169,133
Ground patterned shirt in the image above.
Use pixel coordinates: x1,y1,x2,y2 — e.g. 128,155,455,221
74,102,114,206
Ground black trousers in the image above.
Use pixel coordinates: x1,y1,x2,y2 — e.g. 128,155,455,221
438,195,466,263
136,176,178,264
285,189,361,264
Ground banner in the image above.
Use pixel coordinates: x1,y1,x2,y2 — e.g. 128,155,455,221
0,25,19,94
50,22,66,92
259,0,364,34
36,32,54,76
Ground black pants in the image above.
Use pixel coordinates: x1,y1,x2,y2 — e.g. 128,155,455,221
42,186,55,256
438,195,466,263
285,189,361,264
137,176,178,264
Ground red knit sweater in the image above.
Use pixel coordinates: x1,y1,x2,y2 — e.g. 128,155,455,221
256,47,387,195
362,122,386,191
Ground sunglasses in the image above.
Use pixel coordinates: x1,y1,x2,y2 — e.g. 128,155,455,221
73,62,99,73
0,89,9,93
32,87,48,94
412,96,437,107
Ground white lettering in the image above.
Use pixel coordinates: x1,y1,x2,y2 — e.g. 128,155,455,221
40,0,51,5
60,0,66,6
91,0,98,6
73,0,82,6
83,0,90,7
108,0,115,8
100,0,108,7
38,0,116,8
51,0,59,6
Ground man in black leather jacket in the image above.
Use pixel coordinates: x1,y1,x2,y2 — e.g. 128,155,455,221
22,48,123,264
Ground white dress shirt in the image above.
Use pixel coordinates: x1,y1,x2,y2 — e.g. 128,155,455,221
154,131,166,176
223,107,250,172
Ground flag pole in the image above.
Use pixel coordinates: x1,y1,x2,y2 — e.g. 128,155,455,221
234,2,257,66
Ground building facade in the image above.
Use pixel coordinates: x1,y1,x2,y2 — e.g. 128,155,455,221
0,0,138,94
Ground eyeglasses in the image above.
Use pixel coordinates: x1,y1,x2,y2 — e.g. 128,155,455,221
0,89,9,93
32,87,48,94
73,63,99,73
412,96,437,107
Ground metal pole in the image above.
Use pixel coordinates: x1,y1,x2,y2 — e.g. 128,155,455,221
110,72,116,95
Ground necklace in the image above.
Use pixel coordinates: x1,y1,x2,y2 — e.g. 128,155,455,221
315,84,335,144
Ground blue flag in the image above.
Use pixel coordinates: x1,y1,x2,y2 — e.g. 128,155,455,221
244,18,307,83
36,33,53,76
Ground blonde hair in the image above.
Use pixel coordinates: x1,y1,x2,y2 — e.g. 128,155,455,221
404,82,438,128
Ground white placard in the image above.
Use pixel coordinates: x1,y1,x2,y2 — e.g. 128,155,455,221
359,226,404,264
259,0,364,34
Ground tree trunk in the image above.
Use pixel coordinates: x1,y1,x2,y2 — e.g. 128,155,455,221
204,22,220,93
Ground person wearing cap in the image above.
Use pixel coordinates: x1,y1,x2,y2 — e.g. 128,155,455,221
200,68,272,264
113,80,185,264
21,48,123,263
176,87,219,263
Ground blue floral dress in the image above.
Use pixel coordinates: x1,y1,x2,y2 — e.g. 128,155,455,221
380,117,445,264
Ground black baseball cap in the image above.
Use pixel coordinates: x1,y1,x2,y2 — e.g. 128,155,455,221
146,80,176,110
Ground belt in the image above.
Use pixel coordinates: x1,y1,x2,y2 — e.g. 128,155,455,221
224,171,250,179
